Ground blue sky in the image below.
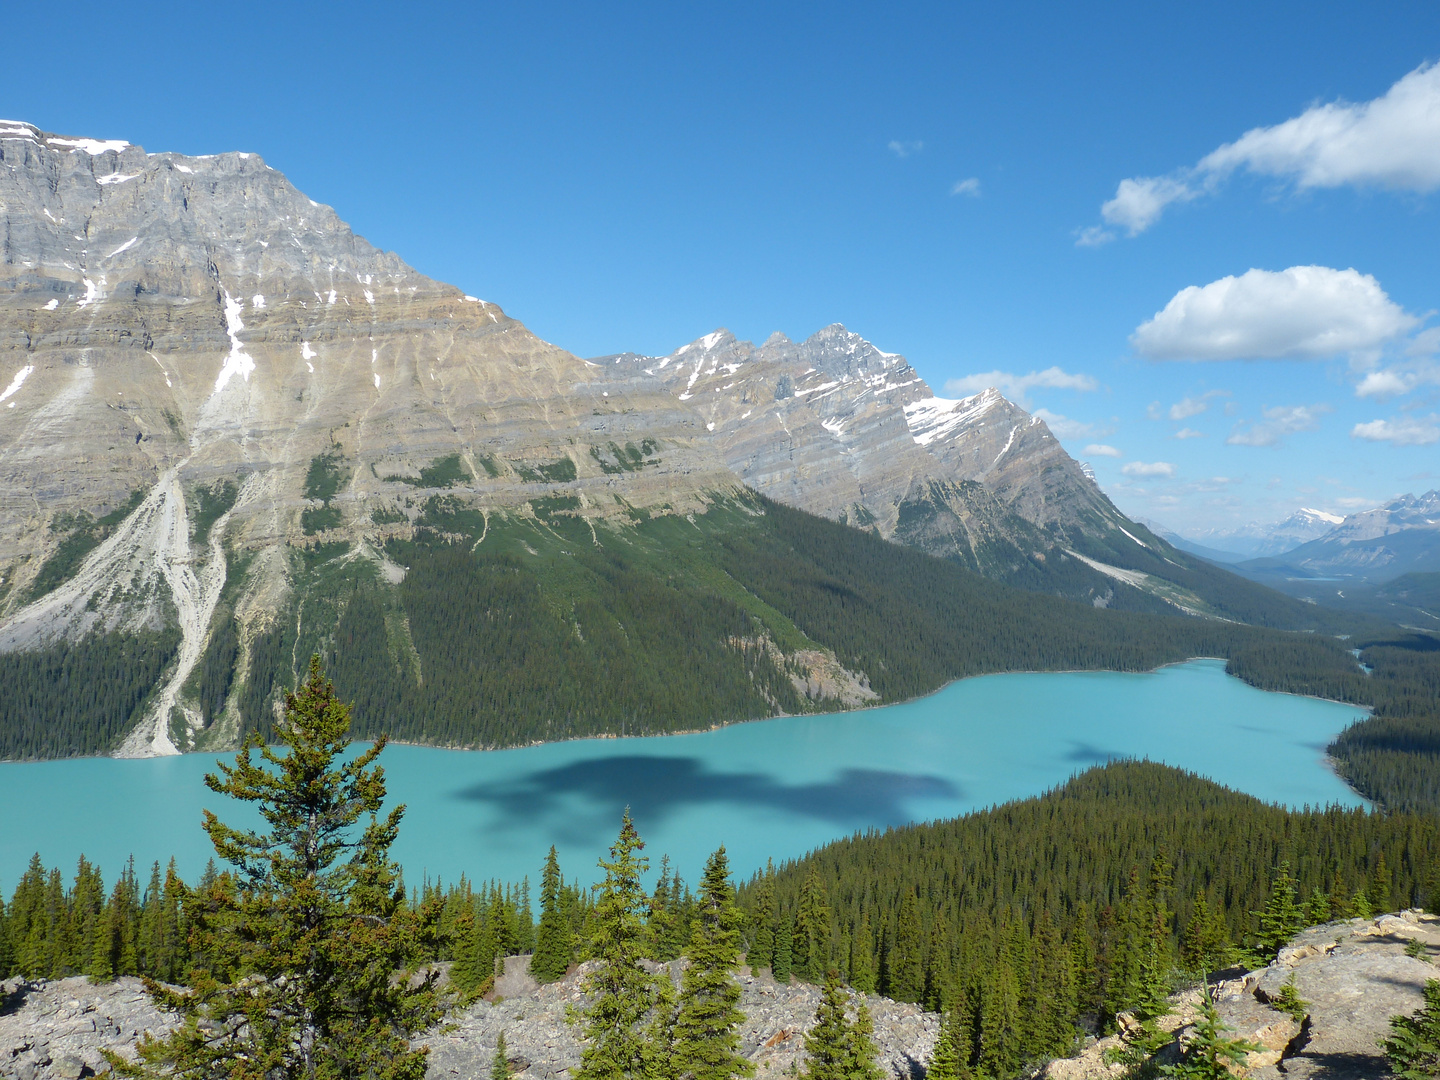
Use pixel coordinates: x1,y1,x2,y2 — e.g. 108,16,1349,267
7,1,1439,534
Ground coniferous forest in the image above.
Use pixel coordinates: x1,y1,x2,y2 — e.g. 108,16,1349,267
2,760,1436,1078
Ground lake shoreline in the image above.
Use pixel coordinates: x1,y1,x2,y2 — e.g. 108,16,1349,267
0,655,1373,766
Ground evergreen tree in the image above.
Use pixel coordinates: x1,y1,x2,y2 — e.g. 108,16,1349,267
110,655,443,1080
1255,862,1305,958
793,871,830,983
1369,853,1394,915
649,856,680,962
772,913,793,984
978,957,1021,1079
799,974,852,1080
1383,977,1440,1080
572,810,668,1080
1158,985,1260,1078
491,1030,510,1080
452,908,497,995
1305,887,1332,927
748,864,775,977
888,894,923,1004
845,1000,885,1080
1180,896,1229,975
849,915,875,994
532,846,572,982
925,1011,967,1080
671,846,754,1080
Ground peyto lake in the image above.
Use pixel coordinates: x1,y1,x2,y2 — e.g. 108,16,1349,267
1,660,1365,891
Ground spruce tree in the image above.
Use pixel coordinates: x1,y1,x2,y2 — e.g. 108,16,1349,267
747,866,776,977
1383,977,1440,1080
671,846,754,1080
1158,985,1260,1078
889,894,924,1004
1369,853,1394,915
845,1000,885,1080
849,915,875,994
110,655,444,1080
572,810,667,1080
798,974,852,1080
491,1030,511,1080
532,846,572,982
772,913,793,984
1255,862,1305,957
925,1011,965,1080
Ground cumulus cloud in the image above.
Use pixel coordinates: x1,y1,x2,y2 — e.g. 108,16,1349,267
1354,358,1440,399
1081,63,1440,240
888,140,924,158
950,177,981,197
1122,461,1177,478
1226,404,1331,447
1173,428,1205,439
1132,266,1417,362
1101,176,1200,237
1032,408,1099,439
1085,443,1122,457
944,366,1098,405
1352,415,1440,446
1169,397,1207,420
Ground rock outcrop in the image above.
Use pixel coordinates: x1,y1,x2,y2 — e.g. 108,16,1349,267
1043,908,1440,1079
2,956,938,1080
600,327,1137,579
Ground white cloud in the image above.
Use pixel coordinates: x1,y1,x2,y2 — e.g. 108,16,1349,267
1084,63,1440,238
1352,415,1440,446
944,366,1098,405
1354,358,1440,399
1101,176,1199,236
1226,404,1331,447
1122,461,1176,478
1084,443,1122,457
1032,408,1097,439
1132,266,1416,362
1074,225,1115,247
1200,63,1440,191
1173,427,1205,439
1169,396,1208,420
888,140,924,158
950,177,981,197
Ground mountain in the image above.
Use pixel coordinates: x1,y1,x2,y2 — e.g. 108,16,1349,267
0,120,1355,761
1156,507,1347,562
1235,491,1440,591
601,330,1339,625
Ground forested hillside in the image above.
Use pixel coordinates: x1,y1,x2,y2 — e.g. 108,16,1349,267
0,490,1399,760
736,760,1440,1077
246,493,1375,750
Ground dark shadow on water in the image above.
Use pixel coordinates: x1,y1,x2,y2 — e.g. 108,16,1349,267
452,755,960,846
1065,741,1125,765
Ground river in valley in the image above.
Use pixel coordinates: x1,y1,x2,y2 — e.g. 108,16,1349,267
0,659,1366,891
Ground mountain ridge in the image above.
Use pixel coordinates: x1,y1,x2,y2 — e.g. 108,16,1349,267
0,119,1368,760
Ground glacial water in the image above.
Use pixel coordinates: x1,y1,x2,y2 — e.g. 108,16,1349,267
0,660,1366,891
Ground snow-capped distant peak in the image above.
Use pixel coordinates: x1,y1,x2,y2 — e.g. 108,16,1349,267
1296,507,1344,525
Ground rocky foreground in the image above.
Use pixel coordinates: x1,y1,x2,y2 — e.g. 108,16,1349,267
1046,908,1440,1080
3,911,1436,1080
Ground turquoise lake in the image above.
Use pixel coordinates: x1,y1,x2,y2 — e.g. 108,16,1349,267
0,660,1366,892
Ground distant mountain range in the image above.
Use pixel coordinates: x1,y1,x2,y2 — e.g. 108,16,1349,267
0,119,1354,759
1152,507,1346,562
1149,493,1440,627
